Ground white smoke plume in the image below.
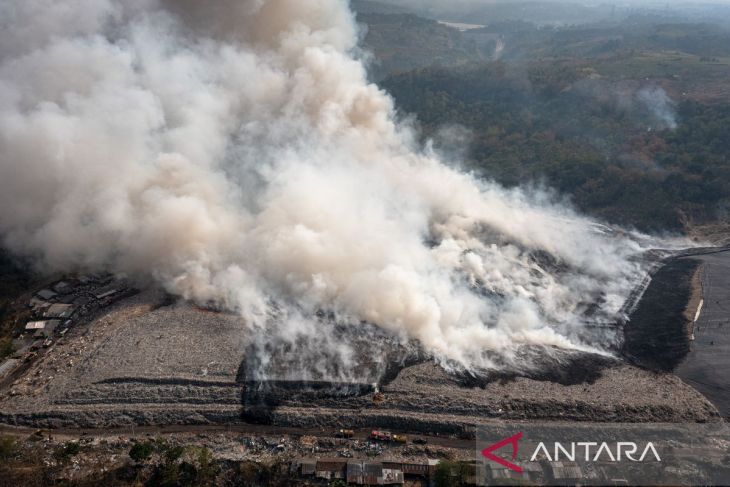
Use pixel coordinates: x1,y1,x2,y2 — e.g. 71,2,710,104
637,86,678,130
0,0,673,373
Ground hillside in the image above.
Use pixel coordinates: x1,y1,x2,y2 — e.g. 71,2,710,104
381,22,730,232
357,12,490,79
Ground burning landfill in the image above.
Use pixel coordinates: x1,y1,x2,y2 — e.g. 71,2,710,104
0,0,687,380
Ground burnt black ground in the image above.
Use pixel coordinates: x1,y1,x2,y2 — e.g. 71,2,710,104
622,258,699,371
675,250,730,418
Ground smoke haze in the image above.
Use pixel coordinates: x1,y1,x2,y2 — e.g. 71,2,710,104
637,86,679,130
0,0,675,373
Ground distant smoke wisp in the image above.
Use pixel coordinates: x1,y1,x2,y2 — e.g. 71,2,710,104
0,0,675,373
637,86,678,130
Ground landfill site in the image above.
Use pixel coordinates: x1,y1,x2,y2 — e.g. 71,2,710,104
0,262,728,485
0,276,720,431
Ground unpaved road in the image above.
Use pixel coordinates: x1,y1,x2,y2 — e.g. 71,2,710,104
0,422,475,450
676,249,730,418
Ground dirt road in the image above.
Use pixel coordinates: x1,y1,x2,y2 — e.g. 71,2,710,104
676,249,730,418
0,422,475,450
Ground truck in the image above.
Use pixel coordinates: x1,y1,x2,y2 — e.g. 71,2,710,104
335,429,355,439
370,430,393,442
370,430,408,443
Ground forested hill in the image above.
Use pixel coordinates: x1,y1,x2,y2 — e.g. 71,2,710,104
356,12,489,80
383,62,730,232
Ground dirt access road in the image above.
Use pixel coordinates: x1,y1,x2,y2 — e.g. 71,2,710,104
0,422,474,450
676,249,730,418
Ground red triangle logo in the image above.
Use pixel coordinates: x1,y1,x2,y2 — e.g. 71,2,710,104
480,432,524,473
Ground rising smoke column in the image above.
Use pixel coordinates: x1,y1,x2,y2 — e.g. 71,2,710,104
0,0,662,371
637,86,678,130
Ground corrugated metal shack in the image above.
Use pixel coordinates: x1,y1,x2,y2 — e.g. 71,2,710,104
347,459,364,484
35,289,57,301
44,303,76,319
382,467,404,484
549,461,583,482
25,320,60,338
298,458,316,476
398,459,439,477
363,461,383,485
295,458,436,485
347,460,409,485
316,458,347,480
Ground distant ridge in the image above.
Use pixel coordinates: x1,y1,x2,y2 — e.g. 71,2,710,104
350,0,413,15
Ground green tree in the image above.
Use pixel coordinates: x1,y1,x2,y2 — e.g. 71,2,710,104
0,436,18,460
55,441,81,460
129,441,154,462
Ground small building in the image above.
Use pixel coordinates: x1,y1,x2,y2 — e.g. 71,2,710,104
382,468,404,485
44,304,76,319
400,460,439,477
522,462,544,482
363,461,384,485
25,320,59,337
315,458,347,480
36,289,57,301
299,458,316,477
25,321,48,331
53,281,76,294
488,465,523,483
347,460,364,484
29,297,51,312
549,461,583,483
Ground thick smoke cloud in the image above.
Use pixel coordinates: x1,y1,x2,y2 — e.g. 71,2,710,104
0,0,673,373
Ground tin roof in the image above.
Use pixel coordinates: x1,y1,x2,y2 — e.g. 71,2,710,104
25,321,48,330
550,461,582,479
44,304,76,319
36,289,57,300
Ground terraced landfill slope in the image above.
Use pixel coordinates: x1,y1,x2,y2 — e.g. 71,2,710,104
0,290,720,431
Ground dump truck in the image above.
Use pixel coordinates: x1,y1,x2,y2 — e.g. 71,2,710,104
370,430,407,443
370,430,393,442
335,429,355,439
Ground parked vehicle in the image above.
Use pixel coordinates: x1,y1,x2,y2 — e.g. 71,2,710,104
370,430,393,442
336,429,355,438
370,430,408,443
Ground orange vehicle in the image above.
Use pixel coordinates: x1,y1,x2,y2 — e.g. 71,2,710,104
336,429,355,438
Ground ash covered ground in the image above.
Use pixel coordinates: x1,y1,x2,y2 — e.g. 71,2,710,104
0,283,719,432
